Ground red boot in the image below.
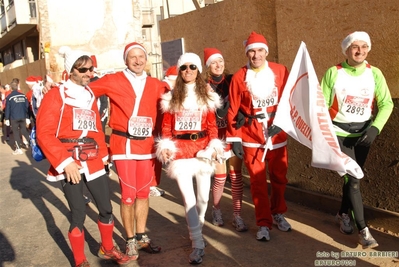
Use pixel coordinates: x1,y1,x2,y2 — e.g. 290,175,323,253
97,220,130,265
68,227,88,267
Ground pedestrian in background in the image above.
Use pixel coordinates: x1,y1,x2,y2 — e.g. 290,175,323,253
156,52,224,264
203,47,248,232
226,31,292,241
36,47,130,266
321,31,393,249
4,81,30,155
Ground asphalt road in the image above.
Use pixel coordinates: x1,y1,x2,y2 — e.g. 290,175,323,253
0,132,398,267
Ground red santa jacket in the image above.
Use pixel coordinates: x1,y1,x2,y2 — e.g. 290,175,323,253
36,81,108,182
90,70,169,160
226,62,289,150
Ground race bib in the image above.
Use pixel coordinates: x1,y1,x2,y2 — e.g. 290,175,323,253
343,95,371,117
128,116,153,137
252,87,278,108
175,110,202,131
216,117,227,129
72,108,97,132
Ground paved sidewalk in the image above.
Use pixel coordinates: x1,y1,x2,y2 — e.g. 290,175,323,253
0,135,398,267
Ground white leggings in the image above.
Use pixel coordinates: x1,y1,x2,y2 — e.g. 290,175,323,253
176,172,211,249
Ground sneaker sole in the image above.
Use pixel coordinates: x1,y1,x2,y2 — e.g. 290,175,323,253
256,237,270,242
340,227,354,235
361,242,379,249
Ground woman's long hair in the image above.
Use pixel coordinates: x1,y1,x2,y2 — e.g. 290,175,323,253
170,71,212,111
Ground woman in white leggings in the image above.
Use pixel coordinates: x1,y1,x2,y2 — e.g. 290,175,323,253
156,52,224,264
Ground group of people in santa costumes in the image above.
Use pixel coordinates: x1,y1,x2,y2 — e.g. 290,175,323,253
33,28,390,266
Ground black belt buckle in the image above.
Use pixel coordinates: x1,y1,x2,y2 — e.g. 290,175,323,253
190,133,199,141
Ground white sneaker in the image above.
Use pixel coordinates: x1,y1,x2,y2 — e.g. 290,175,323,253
272,213,291,232
12,148,23,155
232,214,248,232
149,186,165,197
358,227,378,249
212,208,224,226
188,248,205,264
256,226,270,241
335,213,354,234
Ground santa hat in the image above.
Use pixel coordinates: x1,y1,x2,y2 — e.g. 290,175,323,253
177,52,203,73
244,31,269,53
123,42,147,61
165,65,178,80
59,46,91,74
341,31,371,55
90,55,98,68
204,48,223,67
25,76,43,86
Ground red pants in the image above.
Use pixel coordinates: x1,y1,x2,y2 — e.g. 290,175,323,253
114,159,154,204
243,145,288,228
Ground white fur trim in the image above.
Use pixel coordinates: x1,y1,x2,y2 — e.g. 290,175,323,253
245,63,276,100
159,88,222,114
207,139,225,155
177,53,203,73
341,31,371,56
206,53,223,67
245,42,269,53
155,137,177,163
166,158,214,180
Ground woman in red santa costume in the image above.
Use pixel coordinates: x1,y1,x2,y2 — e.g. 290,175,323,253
36,47,130,266
156,52,224,264
203,47,248,232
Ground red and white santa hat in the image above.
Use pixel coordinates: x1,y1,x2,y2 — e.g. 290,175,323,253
165,65,178,80
204,48,223,67
90,55,98,69
123,42,147,61
25,76,43,86
341,31,371,56
59,46,91,74
177,53,203,73
244,31,269,53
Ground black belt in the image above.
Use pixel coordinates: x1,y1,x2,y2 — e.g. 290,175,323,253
60,137,95,143
239,109,276,126
173,131,207,141
112,129,146,140
332,120,371,133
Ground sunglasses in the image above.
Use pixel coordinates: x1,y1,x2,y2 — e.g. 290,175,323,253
179,64,197,71
74,66,94,73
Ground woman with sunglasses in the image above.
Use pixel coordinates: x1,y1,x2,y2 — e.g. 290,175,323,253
203,48,248,233
156,53,224,264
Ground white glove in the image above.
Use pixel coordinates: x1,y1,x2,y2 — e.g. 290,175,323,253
26,118,31,125
5,120,10,126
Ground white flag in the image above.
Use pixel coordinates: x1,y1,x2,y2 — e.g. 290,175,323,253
274,42,364,178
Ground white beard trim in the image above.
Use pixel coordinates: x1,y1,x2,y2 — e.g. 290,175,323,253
245,64,277,100
159,89,222,114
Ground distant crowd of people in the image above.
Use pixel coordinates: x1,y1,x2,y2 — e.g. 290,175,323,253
0,30,393,266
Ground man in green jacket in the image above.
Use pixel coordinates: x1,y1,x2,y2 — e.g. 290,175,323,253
321,31,393,249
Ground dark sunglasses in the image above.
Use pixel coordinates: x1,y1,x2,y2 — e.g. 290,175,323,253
74,66,94,73
179,64,197,71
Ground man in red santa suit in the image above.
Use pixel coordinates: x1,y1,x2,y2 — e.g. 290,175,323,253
89,42,168,260
36,47,130,266
226,31,291,241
